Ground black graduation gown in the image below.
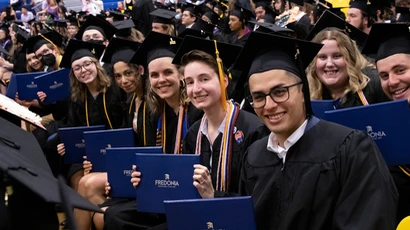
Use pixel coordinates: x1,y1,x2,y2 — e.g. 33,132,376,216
323,68,389,109
229,31,251,46
67,86,124,129
130,0,155,37
182,110,265,197
240,117,398,230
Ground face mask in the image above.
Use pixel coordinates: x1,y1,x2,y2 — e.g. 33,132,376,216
88,39,105,45
40,53,56,66
175,14,181,20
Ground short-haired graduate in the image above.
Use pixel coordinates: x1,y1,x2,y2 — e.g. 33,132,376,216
234,31,398,230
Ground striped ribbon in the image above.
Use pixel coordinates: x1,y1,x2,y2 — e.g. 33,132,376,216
195,100,240,191
156,104,187,154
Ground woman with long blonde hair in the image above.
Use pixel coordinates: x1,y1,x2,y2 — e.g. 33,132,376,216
307,28,388,108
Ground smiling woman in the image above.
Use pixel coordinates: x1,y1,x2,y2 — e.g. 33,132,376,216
307,28,388,109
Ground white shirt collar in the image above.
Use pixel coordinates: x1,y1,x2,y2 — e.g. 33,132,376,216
267,119,308,164
200,115,226,139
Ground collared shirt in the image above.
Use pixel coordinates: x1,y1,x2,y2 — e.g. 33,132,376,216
200,115,226,170
267,119,308,166
186,23,195,29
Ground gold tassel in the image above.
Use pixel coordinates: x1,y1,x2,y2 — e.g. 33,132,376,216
213,40,227,111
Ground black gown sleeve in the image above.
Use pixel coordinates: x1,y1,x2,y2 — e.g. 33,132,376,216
333,130,398,230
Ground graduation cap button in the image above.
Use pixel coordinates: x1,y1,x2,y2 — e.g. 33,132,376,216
170,38,176,45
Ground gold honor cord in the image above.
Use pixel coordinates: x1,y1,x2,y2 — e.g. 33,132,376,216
128,93,136,115
85,90,113,129
213,40,227,111
399,166,410,177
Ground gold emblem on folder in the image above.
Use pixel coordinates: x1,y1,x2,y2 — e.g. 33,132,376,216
207,222,214,229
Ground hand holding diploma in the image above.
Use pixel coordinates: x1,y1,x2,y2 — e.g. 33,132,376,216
193,164,214,199
130,165,141,188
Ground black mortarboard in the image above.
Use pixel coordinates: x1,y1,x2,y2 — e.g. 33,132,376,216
108,10,127,21
16,27,29,44
262,6,278,23
95,13,107,21
67,16,80,27
361,23,410,63
233,31,323,115
288,0,304,6
306,10,368,48
349,0,369,12
215,0,228,12
12,20,24,26
178,18,215,38
0,117,103,213
59,39,106,68
150,9,178,24
396,7,410,23
54,19,68,28
248,20,295,36
24,30,64,54
130,31,182,66
203,9,220,25
58,175,78,230
231,3,255,21
78,11,87,17
178,28,211,38
75,15,118,41
113,19,135,37
102,37,140,64
27,18,36,25
172,35,241,69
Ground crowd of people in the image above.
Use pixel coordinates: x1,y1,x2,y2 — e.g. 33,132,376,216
1,0,410,229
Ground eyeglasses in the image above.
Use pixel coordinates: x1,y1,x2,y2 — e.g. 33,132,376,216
72,60,94,73
248,82,303,109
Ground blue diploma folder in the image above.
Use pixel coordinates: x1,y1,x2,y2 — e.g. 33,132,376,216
311,100,334,119
106,146,163,198
6,72,44,100
164,196,256,230
135,154,201,213
58,125,105,164
83,128,135,172
34,68,70,104
325,100,410,166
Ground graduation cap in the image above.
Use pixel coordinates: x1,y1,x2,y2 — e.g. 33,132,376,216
233,31,323,114
113,19,135,37
54,19,68,28
249,20,295,36
173,35,241,69
59,39,106,68
306,10,368,48
203,9,220,24
288,0,304,6
108,10,127,21
16,27,29,44
102,37,140,64
78,11,88,18
258,5,278,23
0,117,103,221
27,18,36,25
130,31,182,66
361,23,410,63
179,18,215,38
150,9,178,25
11,20,24,26
173,35,241,109
67,16,80,27
214,0,228,12
231,3,255,21
396,6,410,23
57,175,78,230
349,0,369,12
75,15,117,41
24,30,64,54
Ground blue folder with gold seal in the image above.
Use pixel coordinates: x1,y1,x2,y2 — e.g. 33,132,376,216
325,99,410,166
6,72,44,100
58,125,105,164
135,154,201,213
83,128,135,172
34,68,70,104
106,146,163,198
164,196,256,230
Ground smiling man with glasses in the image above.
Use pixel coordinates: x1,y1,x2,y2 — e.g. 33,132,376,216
234,31,398,230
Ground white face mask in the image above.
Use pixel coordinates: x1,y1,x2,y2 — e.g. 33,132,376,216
175,13,181,20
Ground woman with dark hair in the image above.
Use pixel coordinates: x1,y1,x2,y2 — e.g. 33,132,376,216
273,0,286,15
0,6,17,23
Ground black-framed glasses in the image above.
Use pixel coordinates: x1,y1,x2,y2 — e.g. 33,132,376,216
248,82,303,109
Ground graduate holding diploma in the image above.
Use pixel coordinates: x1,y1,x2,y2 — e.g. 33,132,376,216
235,31,398,230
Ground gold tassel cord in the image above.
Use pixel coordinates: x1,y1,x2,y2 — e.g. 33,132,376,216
213,40,227,111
